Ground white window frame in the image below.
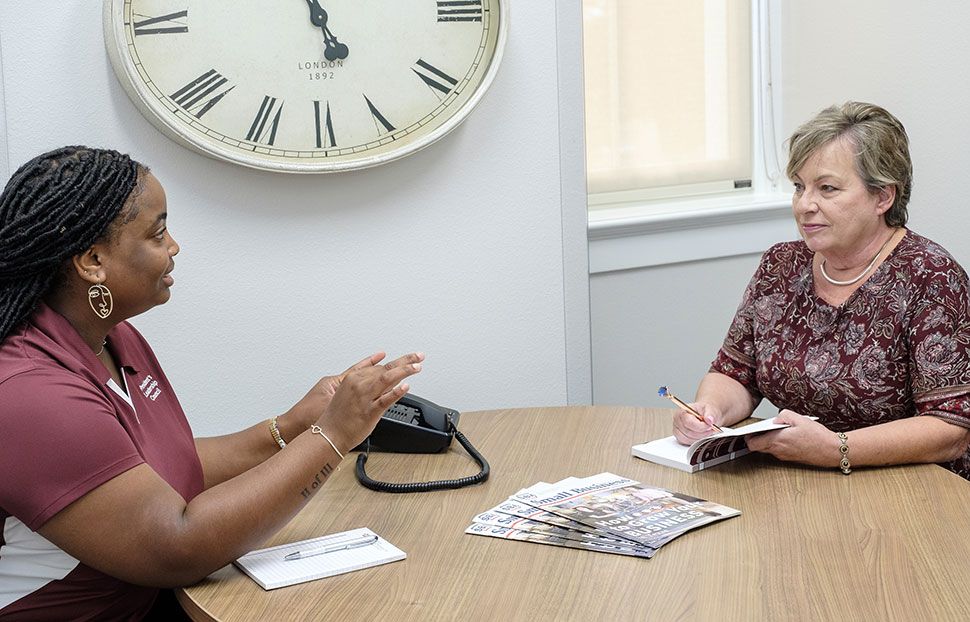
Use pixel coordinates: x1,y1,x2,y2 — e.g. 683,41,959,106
587,0,794,274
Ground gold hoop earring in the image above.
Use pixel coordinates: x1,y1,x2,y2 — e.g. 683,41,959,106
88,284,113,319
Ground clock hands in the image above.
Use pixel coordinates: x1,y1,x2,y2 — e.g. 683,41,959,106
303,0,349,61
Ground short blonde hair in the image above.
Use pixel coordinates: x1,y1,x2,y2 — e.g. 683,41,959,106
786,102,912,227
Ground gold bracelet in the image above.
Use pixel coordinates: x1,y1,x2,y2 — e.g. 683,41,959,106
269,417,287,450
837,432,851,475
310,424,345,463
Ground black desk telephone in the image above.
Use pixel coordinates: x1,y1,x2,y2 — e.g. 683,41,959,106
354,394,490,493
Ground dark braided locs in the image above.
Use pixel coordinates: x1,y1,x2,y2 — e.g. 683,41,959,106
0,146,142,341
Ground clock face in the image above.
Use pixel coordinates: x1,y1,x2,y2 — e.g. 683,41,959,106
103,0,506,172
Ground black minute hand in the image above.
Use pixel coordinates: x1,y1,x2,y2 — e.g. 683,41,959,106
303,0,349,60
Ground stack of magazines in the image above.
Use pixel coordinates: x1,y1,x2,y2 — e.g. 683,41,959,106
464,472,739,558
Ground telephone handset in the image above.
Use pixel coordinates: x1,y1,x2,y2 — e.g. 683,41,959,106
354,394,490,493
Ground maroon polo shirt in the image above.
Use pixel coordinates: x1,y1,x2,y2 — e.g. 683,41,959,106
0,303,203,620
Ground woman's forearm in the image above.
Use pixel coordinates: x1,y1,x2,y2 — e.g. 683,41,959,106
195,420,283,489
695,372,759,426
195,405,320,489
38,427,344,588
844,415,970,467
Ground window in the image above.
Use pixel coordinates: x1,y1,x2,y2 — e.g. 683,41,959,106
583,0,764,208
583,1,790,273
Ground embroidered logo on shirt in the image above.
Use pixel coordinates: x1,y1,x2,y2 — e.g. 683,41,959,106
138,374,162,401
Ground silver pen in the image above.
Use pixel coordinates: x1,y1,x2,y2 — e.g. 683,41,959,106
283,534,378,561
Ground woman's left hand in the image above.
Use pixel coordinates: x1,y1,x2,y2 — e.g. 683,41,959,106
745,409,840,467
284,352,390,430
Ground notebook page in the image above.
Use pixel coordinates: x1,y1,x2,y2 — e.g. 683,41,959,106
234,527,406,590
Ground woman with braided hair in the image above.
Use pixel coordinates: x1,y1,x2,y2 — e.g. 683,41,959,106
0,146,424,620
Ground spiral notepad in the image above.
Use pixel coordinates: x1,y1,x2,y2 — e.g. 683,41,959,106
234,528,406,590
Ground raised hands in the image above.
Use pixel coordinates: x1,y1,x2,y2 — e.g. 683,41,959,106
286,352,385,428
313,351,424,453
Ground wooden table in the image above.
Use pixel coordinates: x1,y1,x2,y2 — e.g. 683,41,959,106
177,406,970,621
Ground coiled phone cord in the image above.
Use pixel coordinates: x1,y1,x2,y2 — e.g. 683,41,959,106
354,416,490,493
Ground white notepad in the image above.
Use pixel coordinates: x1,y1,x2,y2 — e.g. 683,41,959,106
234,527,406,590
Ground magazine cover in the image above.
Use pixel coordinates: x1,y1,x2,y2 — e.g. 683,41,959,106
513,473,740,549
488,498,604,536
470,510,655,552
464,522,656,558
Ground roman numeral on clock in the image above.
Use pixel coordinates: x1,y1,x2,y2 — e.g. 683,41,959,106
170,70,235,118
133,10,188,35
437,1,483,22
364,95,395,135
313,101,337,148
246,96,284,145
412,59,459,98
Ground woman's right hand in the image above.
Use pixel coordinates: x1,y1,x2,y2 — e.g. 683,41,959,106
672,402,723,445
313,351,425,452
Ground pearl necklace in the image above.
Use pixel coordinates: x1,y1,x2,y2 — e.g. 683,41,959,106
819,230,897,286
95,341,106,356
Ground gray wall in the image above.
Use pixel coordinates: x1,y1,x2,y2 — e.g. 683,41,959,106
0,1,591,436
591,0,970,412
591,253,761,407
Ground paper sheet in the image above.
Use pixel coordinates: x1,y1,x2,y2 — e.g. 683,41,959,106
234,527,405,590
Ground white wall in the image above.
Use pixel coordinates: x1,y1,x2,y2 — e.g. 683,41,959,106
0,1,591,436
591,1,970,410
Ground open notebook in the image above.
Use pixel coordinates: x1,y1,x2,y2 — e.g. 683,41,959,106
234,527,406,590
632,418,808,473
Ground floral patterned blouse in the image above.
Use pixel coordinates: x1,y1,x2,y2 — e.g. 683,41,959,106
711,229,970,480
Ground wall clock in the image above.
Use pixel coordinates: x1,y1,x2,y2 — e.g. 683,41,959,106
103,1,507,173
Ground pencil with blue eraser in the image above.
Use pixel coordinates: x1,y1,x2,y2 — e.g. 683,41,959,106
658,386,722,433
